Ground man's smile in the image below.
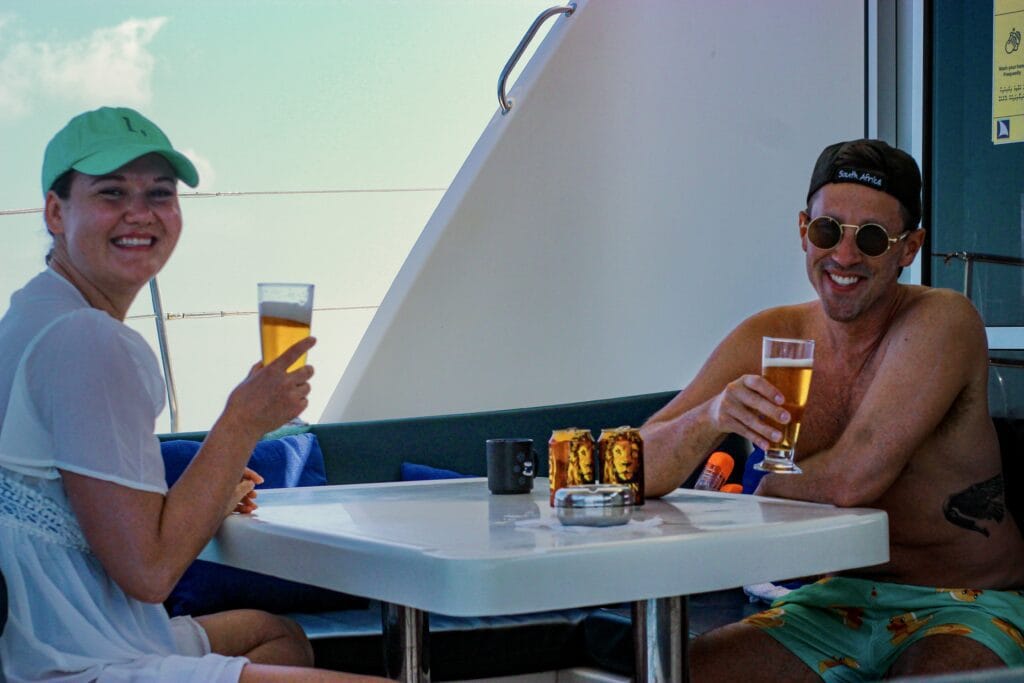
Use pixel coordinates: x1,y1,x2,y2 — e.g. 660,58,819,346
827,272,862,288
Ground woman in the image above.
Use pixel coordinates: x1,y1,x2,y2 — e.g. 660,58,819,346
0,107,385,682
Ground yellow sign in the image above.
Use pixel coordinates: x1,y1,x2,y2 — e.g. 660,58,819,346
994,0,1024,143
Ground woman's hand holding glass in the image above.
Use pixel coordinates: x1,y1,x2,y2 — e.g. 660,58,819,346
224,336,317,438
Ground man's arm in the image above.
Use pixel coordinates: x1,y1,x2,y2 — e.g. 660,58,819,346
643,308,798,497
757,291,986,506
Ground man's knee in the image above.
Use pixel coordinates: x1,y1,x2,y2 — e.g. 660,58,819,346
887,634,1006,677
690,622,818,683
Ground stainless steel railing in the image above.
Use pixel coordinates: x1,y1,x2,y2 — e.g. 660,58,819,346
149,278,180,432
934,251,1024,369
497,3,575,114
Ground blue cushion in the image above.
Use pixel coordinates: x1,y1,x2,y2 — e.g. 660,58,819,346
165,558,367,617
162,434,366,617
400,462,474,481
162,432,327,489
742,446,769,493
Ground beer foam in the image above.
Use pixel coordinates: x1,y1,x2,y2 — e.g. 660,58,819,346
762,357,813,368
259,300,312,324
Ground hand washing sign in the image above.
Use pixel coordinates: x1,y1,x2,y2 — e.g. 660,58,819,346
994,0,1024,144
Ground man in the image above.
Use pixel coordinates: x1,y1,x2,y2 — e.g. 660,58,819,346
642,139,1024,681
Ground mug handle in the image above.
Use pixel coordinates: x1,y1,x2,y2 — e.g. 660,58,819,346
523,448,538,477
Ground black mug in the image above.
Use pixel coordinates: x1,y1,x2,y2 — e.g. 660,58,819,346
486,438,536,494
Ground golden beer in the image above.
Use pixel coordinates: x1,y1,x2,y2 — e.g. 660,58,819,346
260,314,311,372
756,337,814,474
762,359,813,452
258,283,314,373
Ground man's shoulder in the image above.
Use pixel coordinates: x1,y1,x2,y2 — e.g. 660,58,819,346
903,283,972,305
898,285,983,329
887,286,988,366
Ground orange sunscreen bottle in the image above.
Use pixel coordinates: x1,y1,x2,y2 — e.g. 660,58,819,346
693,451,735,491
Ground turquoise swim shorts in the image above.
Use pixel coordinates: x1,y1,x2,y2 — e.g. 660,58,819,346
742,576,1024,682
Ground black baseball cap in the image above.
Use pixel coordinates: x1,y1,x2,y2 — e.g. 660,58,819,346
806,139,921,227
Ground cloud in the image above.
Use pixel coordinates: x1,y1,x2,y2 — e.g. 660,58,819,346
0,17,167,121
181,148,216,192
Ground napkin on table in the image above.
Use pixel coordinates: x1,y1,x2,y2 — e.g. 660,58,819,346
743,582,794,604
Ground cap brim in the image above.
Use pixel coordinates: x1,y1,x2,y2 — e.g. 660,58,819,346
73,144,199,188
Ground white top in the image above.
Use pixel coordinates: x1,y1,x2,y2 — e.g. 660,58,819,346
0,270,247,682
202,478,889,617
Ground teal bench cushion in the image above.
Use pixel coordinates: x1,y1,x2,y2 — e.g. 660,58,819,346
308,391,680,485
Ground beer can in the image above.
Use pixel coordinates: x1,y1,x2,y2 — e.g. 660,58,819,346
548,428,596,506
598,426,645,505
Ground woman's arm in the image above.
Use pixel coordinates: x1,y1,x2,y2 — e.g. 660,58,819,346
63,337,315,603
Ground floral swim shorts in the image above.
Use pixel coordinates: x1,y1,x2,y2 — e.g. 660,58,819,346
743,576,1024,682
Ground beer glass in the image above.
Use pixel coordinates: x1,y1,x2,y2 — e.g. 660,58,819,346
258,283,314,372
754,337,814,474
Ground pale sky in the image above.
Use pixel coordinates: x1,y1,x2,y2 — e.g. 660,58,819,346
0,1,554,432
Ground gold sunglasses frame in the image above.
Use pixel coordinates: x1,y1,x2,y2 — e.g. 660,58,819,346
803,216,911,257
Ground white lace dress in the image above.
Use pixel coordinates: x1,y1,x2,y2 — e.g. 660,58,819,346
0,270,247,682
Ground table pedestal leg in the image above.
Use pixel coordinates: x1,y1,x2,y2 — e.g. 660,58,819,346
632,596,688,683
381,602,430,682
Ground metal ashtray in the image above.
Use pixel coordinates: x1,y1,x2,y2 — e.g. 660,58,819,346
554,484,634,527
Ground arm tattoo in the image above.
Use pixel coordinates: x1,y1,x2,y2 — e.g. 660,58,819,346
943,475,1006,537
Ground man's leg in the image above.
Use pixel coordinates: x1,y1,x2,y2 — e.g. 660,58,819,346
197,609,314,667
886,634,1005,678
690,622,820,683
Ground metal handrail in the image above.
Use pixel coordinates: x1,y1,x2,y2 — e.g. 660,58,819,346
933,251,1024,299
933,251,1024,369
149,277,180,433
497,3,575,114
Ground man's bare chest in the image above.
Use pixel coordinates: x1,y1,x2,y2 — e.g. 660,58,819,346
796,361,877,456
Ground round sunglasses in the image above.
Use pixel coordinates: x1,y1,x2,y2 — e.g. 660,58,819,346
804,216,911,257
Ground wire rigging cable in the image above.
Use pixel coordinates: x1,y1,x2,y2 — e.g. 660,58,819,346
126,304,378,322
0,186,448,217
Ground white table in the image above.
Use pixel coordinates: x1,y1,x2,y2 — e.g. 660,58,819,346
201,478,888,682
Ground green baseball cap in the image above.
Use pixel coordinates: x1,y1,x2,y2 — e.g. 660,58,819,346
41,106,199,195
